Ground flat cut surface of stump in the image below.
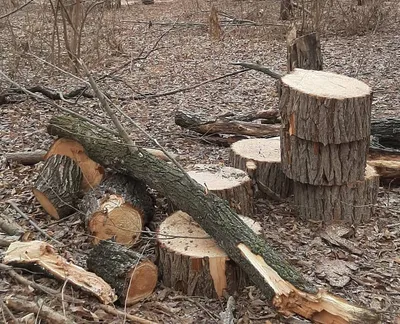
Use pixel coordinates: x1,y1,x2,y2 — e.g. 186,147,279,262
186,164,253,216
281,129,369,186
280,69,372,145
293,165,379,224
156,211,261,299
230,137,293,198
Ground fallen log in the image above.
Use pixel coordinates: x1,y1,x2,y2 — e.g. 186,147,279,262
175,110,280,137
371,118,400,148
47,115,379,323
5,150,46,165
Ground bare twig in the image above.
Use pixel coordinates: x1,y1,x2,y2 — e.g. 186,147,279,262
230,62,282,79
0,0,34,20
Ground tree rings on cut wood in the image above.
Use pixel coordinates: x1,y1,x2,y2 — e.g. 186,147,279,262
45,138,104,191
281,129,369,186
87,240,157,305
156,211,261,298
33,154,82,219
230,137,293,199
81,174,154,246
293,165,379,224
279,69,372,145
186,164,253,216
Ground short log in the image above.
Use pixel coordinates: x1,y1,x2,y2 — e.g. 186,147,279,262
80,174,154,246
5,150,46,165
279,69,372,145
33,154,82,219
87,240,158,305
186,164,253,216
281,129,369,186
45,138,104,191
293,165,379,223
230,137,293,199
156,211,261,299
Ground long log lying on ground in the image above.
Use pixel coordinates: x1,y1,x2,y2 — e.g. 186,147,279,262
47,115,379,323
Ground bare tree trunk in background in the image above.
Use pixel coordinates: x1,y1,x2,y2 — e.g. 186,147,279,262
280,0,293,20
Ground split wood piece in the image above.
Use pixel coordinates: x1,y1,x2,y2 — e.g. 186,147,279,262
367,160,400,183
281,128,369,186
33,154,82,219
293,165,379,224
87,240,158,305
5,150,46,165
279,69,372,144
175,109,280,137
3,240,117,304
287,32,323,72
186,164,253,216
230,137,293,199
45,138,105,191
80,174,154,246
48,115,379,322
156,211,262,299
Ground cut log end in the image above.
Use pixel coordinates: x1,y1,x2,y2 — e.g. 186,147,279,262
125,260,158,304
187,164,254,216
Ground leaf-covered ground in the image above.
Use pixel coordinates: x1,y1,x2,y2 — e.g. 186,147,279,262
1,0,400,323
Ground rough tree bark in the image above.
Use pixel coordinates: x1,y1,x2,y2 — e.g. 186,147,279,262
287,32,323,72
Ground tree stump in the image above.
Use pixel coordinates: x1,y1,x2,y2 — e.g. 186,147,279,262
87,240,157,305
33,155,82,219
80,174,154,246
156,211,261,299
45,138,104,191
230,137,293,199
287,32,323,72
293,165,379,223
186,164,253,216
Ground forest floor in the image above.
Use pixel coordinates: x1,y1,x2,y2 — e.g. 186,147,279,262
1,0,400,323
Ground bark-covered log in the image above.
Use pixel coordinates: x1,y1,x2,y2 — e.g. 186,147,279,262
293,165,379,223
279,69,372,145
287,32,323,72
230,137,293,199
87,240,157,305
175,110,280,137
187,164,254,216
33,154,82,219
5,150,46,166
156,211,261,298
47,115,379,322
371,118,400,149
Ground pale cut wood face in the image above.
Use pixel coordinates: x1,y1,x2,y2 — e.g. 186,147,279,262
231,137,281,162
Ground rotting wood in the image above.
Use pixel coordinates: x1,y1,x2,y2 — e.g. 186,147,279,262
3,240,117,304
87,240,158,305
47,115,379,322
33,154,82,219
156,211,261,299
5,150,46,165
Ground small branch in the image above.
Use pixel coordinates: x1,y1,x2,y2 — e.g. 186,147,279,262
230,62,282,80
219,296,236,324
0,0,34,20
0,214,24,236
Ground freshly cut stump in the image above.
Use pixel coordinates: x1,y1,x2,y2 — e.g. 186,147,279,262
186,164,253,216
156,211,261,298
45,138,104,191
33,155,82,219
80,174,154,246
230,137,293,199
87,240,157,305
279,69,372,145
293,165,379,224
281,129,369,186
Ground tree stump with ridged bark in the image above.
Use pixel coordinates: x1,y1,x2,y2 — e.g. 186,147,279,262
230,137,293,199
33,154,82,219
156,211,261,299
186,164,253,216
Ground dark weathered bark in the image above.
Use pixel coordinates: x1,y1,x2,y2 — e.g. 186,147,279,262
371,118,400,150
87,240,157,305
175,110,280,137
287,32,323,72
280,0,293,20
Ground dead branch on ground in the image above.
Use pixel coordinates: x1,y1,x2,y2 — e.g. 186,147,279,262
230,62,282,79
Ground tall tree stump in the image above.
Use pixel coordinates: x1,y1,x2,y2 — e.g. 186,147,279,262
87,240,158,305
293,165,379,223
280,69,372,185
156,211,261,299
33,155,82,219
287,32,323,72
187,164,253,216
230,137,293,199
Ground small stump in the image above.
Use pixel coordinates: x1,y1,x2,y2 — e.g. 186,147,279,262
87,240,157,305
187,164,253,216
156,211,261,299
293,165,379,223
230,137,293,199
33,154,82,219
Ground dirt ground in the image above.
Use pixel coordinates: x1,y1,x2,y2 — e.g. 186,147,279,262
1,0,400,323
